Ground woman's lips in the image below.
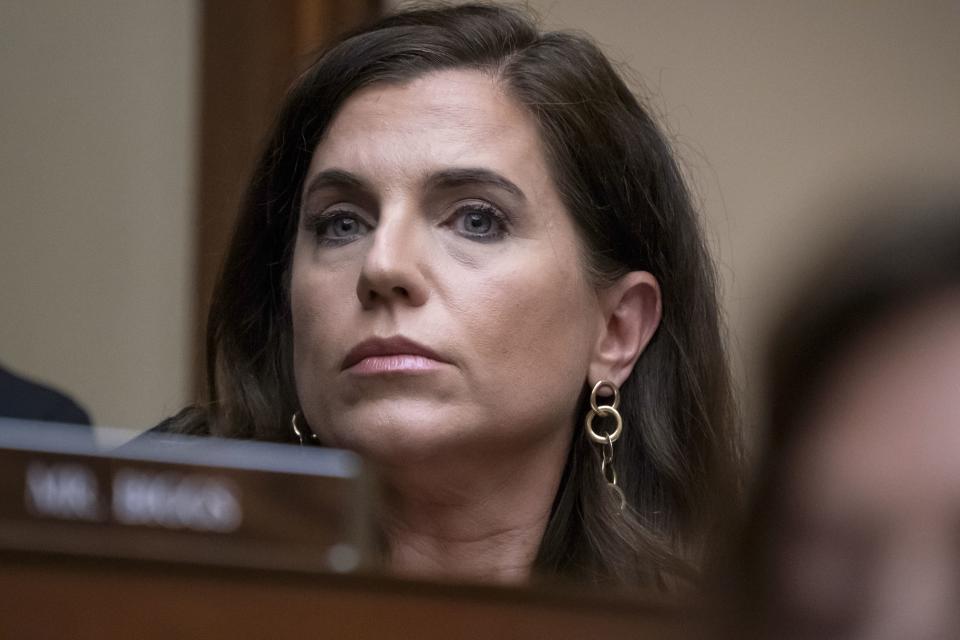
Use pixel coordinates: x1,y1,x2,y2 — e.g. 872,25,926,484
341,336,448,375
348,354,443,375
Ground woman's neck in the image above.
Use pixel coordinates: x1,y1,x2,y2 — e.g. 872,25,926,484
379,434,569,584
386,514,549,583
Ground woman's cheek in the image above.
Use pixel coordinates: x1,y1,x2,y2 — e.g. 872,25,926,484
469,267,592,373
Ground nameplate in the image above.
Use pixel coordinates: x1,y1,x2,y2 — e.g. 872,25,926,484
0,419,375,573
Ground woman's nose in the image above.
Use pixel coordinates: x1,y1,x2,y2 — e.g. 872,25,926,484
356,214,430,309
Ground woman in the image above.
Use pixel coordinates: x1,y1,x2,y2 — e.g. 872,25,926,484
160,3,739,588
734,198,960,637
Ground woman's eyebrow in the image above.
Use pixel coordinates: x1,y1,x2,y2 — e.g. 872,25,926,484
302,168,370,199
426,168,527,202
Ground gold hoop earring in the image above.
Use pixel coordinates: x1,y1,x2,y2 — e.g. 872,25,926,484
291,412,320,446
584,380,627,513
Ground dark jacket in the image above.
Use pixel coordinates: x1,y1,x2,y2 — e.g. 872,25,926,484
0,365,91,426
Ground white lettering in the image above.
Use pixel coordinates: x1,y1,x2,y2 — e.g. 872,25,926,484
24,462,102,521
112,468,242,532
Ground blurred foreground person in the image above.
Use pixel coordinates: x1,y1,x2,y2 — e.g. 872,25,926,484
738,198,960,639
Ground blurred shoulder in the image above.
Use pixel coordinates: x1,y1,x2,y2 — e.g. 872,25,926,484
0,364,91,426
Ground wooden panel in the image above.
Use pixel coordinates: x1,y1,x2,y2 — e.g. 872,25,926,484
193,0,382,396
0,555,703,639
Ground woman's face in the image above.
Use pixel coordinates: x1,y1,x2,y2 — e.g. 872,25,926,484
290,69,605,468
770,291,960,639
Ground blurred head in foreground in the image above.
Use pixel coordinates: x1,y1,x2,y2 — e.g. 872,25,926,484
740,196,960,638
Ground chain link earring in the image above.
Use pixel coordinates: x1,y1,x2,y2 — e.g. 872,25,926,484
584,380,627,513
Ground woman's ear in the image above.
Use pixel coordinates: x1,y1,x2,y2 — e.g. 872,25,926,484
588,271,662,388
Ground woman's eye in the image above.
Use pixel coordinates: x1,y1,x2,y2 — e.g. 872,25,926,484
328,215,361,237
451,204,507,241
311,210,370,245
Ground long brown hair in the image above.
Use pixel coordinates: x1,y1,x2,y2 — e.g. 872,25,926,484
166,2,741,588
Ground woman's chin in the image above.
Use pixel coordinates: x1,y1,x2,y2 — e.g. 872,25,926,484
317,404,476,465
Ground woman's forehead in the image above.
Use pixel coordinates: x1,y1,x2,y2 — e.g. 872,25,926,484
304,69,551,190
